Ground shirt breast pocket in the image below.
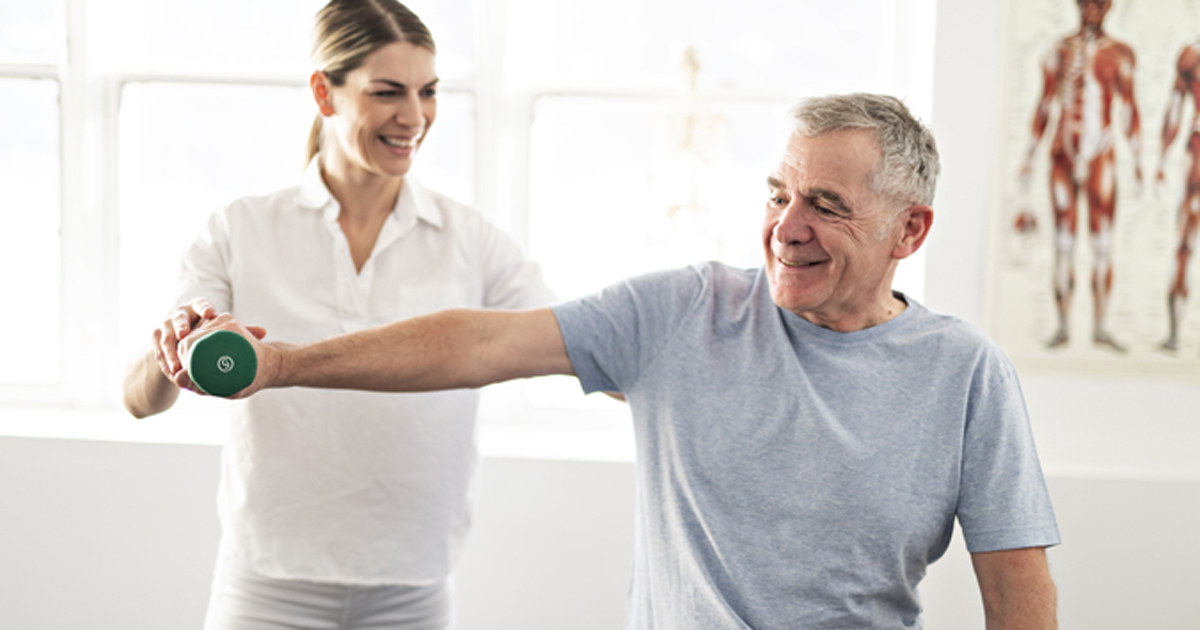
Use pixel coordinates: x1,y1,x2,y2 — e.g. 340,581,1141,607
394,283,473,322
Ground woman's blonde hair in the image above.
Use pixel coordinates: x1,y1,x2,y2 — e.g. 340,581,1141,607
306,0,435,163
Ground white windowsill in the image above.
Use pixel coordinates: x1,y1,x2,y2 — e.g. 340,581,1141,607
0,396,637,464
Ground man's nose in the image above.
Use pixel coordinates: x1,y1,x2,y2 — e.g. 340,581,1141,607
773,201,815,245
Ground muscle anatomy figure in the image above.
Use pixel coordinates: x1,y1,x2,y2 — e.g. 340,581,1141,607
1016,0,1143,351
1156,41,1200,353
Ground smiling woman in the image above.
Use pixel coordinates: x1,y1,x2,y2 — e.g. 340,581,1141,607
119,2,554,629
306,0,438,176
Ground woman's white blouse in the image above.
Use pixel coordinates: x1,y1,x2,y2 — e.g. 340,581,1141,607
176,161,554,585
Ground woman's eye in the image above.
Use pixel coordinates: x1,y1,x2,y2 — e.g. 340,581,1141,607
421,88,437,98
374,90,399,98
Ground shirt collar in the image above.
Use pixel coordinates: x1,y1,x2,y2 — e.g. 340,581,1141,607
296,158,445,230
396,176,445,230
297,158,334,213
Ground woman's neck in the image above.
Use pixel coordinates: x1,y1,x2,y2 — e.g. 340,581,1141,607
320,151,404,224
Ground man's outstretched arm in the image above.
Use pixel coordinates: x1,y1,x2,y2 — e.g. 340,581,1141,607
180,307,575,397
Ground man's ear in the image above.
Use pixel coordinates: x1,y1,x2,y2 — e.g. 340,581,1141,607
892,204,933,260
310,71,334,116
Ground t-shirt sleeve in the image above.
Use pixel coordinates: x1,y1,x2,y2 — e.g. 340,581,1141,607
551,265,707,395
956,347,1062,553
175,204,235,313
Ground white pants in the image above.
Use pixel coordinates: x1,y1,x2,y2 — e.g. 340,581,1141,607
203,560,454,630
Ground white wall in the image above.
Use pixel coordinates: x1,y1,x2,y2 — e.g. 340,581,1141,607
0,436,640,630
0,437,219,627
2,435,1198,629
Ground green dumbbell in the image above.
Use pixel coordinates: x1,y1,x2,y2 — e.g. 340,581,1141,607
185,329,258,398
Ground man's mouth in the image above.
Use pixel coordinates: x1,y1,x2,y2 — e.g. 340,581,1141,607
778,257,824,268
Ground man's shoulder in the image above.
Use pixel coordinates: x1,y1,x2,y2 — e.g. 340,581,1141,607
898,300,1007,357
625,261,754,292
693,261,768,307
701,260,760,285
570,262,758,326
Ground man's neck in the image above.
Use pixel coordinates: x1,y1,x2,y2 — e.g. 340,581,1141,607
795,293,909,333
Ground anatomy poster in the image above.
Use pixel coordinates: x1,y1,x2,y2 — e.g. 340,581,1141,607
989,0,1200,377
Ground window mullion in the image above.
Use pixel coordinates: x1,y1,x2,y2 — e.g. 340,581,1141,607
471,0,506,233
59,0,121,407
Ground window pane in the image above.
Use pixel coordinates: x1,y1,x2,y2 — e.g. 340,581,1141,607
116,83,475,365
117,82,314,365
409,92,476,205
92,0,324,75
528,96,792,299
0,0,62,64
0,78,61,384
89,0,473,80
403,0,476,81
506,0,891,94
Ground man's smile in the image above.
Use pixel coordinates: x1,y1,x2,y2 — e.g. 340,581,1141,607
778,257,826,268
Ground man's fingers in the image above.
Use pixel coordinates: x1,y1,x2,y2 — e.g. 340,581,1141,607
247,325,268,340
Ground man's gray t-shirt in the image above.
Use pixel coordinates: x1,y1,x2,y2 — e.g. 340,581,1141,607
551,262,1060,629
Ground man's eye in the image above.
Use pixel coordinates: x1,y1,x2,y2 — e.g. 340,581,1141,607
421,88,437,98
769,196,787,207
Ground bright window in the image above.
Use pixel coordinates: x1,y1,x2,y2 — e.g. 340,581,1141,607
0,0,61,64
0,78,61,385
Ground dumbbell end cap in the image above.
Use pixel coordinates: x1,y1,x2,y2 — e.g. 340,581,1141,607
187,330,258,398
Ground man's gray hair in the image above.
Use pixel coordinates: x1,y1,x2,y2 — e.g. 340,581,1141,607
790,93,940,208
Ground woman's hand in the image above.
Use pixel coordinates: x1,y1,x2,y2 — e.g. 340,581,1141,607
152,297,219,387
176,313,275,397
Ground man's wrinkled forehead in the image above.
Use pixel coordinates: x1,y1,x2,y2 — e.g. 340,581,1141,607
773,129,880,188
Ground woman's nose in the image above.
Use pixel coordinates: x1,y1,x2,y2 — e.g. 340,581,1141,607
395,95,425,130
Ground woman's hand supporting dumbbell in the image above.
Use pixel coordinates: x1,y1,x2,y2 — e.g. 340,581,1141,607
155,298,269,397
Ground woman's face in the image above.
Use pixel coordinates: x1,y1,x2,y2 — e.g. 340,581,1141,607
316,41,438,180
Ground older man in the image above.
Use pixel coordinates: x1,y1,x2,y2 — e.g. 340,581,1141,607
164,94,1060,628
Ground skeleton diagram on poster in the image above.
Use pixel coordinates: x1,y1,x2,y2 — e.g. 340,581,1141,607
991,0,1200,377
